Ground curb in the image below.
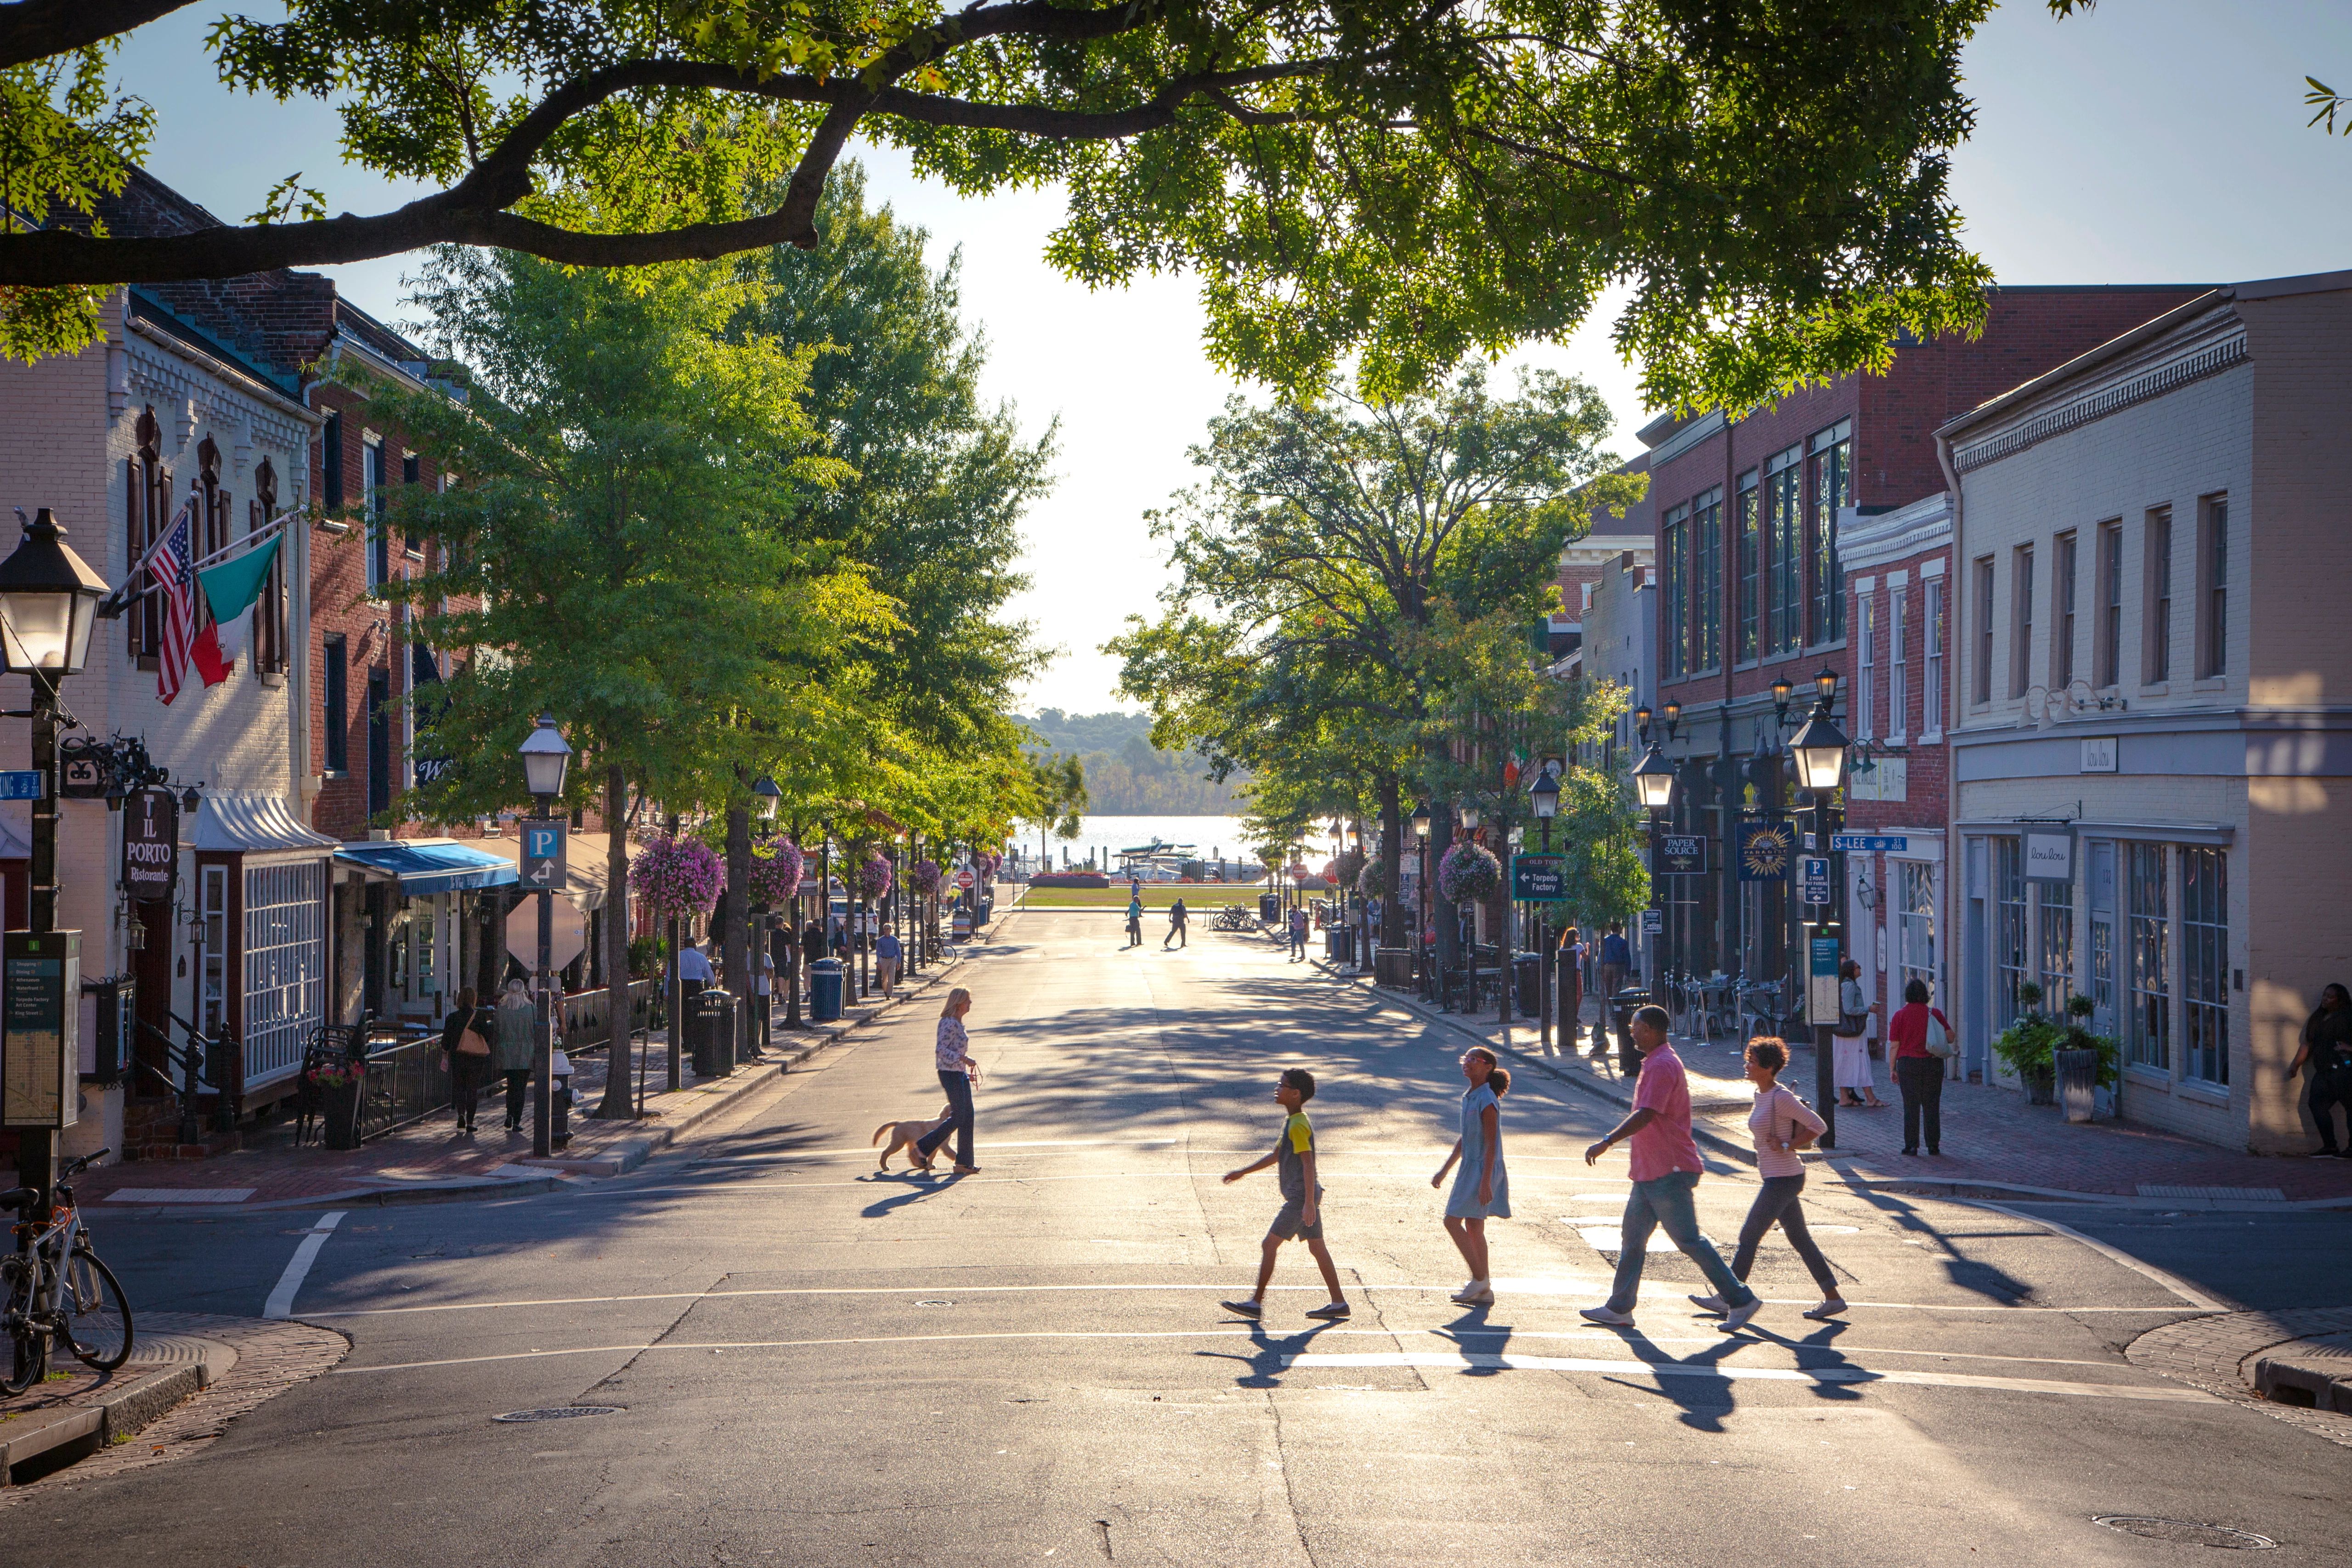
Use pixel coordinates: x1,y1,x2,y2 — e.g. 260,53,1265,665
2129,1306,2352,1449
0,1361,207,1484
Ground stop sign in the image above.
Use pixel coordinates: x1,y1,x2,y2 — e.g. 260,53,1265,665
956,869,975,889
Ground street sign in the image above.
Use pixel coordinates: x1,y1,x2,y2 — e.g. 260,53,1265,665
505,896,584,973
1640,909,1663,936
956,868,976,890
1808,934,1842,1025
2025,826,2075,885
1657,834,1707,876
120,787,178,901
1800,856,1832,906
1510,853,1568,903
0,770,44,801
1831,833,1908,854
521,821,567,893
1736,821,1792,882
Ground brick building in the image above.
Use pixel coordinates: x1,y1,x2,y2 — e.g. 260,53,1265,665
1633,286,2207,1003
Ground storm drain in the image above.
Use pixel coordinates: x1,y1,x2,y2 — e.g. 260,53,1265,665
493,1406,622,1423
2093,1517,2275,1549
914,1299,957,1308
2134,1184,2285,1202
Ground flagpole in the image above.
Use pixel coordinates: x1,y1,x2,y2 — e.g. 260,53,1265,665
102,505,297,613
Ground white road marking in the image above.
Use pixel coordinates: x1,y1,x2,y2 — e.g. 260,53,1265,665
600,1170,1658,1196
264,1210,346,1319
1961,1200,2227,1313
1283,1351,2215,1403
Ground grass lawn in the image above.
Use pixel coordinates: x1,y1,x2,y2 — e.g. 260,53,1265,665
1013,883,1272,909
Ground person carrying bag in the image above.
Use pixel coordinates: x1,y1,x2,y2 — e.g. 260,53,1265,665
440,987,494,1136
1832,959,1883,1108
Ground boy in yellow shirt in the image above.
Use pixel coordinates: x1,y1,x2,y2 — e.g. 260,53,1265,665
1221,1069,1349,1321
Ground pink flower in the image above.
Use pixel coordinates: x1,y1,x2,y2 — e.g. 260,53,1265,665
631,835,724,915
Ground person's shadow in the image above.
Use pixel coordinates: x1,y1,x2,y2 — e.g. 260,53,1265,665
858,1171,968,1218
1197,1318,1345,1388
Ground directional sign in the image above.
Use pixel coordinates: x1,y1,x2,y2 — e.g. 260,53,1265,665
1510,853,1568,903
1831,833,1908,855
1640,909,1664,936
0,770,44,801
1800,856,1832,906
1657,834,1707,876
520,821,567,893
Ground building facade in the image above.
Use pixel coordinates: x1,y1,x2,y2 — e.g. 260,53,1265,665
1941,271,2352,1153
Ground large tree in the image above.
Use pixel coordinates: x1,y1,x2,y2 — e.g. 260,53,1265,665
4,0,1998,407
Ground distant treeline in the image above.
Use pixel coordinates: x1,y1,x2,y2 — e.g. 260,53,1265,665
1014,709,1248,815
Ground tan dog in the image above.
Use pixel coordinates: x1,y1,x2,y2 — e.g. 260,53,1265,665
872,1106,954,1171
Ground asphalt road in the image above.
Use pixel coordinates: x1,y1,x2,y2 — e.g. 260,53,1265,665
36,909,2352,1566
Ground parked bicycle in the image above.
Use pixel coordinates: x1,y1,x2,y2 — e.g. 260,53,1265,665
2,1149,134,1394
1209,905,1254,932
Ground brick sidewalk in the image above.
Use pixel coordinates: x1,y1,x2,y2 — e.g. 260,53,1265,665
1325,962,2352,1206
8,957,962,1210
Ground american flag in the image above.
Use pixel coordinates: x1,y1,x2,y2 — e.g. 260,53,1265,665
149,500,198,704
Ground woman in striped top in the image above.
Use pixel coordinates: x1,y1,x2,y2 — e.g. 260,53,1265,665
1691,1038,1846,1323
914,987,981,1175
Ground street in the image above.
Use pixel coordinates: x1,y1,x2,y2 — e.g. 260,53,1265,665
22,908,2351,1565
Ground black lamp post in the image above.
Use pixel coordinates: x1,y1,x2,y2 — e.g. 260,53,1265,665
0,509,104,1222
1786,669,1850,1149
1530,767,1560,1053
1410,803,1431,1001
518,713,572,1158
1632,739,1678,1021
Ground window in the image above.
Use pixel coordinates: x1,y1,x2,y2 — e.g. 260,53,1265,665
1889,588,1909,740
321,410,345,511
243,860,326,1089
1899,862,1936,1004
2054,530,2077,691
1693,488,1722,670
365,436,388,588
2127,843,2170,1070
1808,422,1850,644
199,864,229,1039
2199,495,2228,678
322,634,348,775
2039,877,2075,1004
1972,557,1994,705
252,458,287,675
1735,472,1760,662
1857,594,1877,738
127,405,167,665
1661,504,1687,679
1925,577,1945,733
195,435,231,560
401,450,424,559
1767,448,1803,654
2096,520,2122,687
1995,839,2027,1029
2145,506,2171,684
2183,848,2227,1085
2010,544,2034,699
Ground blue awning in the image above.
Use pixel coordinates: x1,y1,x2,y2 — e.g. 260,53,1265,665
334,838,519,894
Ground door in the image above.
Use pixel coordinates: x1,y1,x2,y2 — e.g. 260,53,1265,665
131,898,174,1098
2088,840,2118,1039
1965,836,1989,1081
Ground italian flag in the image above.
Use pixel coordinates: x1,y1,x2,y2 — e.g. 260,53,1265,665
191,533,283,685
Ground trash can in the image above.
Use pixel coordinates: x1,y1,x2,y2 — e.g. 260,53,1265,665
1259,893,1279,923
692,986,737,1077
1374,946,1413,989
1611,986,1649,1076
1512,953,1542,1016
551,1051,574,1148
2056,1046,2100,1124
809,959,844,1024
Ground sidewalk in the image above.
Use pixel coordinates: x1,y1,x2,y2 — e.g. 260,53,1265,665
22,954,966,1212
1317,959,2352,1209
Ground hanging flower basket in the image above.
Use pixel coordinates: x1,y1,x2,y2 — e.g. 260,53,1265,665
1437,841,1501,904
856,850,894,901
632,834,723,915
1356,857,1391,898
749,836,804,907
1334,848,1367,889
910,858,944,897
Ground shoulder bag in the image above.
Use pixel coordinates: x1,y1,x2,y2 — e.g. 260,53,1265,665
457,1008,492,1057
1923,1009,1957,1059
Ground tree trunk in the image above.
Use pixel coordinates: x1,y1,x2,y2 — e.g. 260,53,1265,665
1378,775,1402,949
725,804,752,1061
592,762,636,1119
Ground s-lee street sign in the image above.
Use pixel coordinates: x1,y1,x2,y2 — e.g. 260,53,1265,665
521,821,567,893
1831,833,1907,854
1510,853,1568,902
1657,835,1706,876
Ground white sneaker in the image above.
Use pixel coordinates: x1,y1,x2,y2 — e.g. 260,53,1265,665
1720,1297,1762,1331
1579,1305,1635,1326
1450,1281,1494,1304
1687,1293,1729,1315
1802,1297,1848,1320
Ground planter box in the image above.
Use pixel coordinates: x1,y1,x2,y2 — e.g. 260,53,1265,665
322,1080,363,1149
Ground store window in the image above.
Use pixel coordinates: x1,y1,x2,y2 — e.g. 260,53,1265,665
1899,862,1936,1003
200,865,230,1039
1693,487,1722,671
2127,843,2170,1070
1995,839,2026,1029
2183,848,2228,1085
1736,472,1759,663
244,861,326,1087
2038,877,2074,1005
1808,421,1849,644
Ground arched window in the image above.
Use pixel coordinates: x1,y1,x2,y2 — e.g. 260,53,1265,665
127,407,170,666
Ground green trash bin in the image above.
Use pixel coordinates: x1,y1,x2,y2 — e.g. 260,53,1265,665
809,958,845,1024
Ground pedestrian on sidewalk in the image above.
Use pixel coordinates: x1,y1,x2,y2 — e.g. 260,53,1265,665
1556,924,1585,1058
1580,1006,1760,1330
440,987,493,1134
913,987,982,1175
1886,978,1954,1156
1432,1047,1512,1304
1694,1038,1847,1322
754,944,775,1055
1833,959,1885,1109
876,927,903,992
1165,897,1188,949
1220,1068,1350,1322
1288,905,1310,962
1599,922,1629,1003
2288,981,2352,1156
493,977,536,1132
677,934,716,1025
1125,894,1145,948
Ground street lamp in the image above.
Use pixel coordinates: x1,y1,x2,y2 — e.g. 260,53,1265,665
1770,674,1795,722
1632,743,1678,812
752,775,781,821
1528,768,1560,838
519,714,572,1158
1632,742,1677,1016
0,508,105,1223
1788,703,1852,793
1785,670,1850,1150
1662,699,1682,739
1459,802,1481,832
1633,702,1653,739
1411,803,1432,1000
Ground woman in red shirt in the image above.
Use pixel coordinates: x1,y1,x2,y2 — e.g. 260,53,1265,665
1885,978,1953,1156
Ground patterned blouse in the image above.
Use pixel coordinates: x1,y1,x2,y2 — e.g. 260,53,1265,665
936,1015,972,1074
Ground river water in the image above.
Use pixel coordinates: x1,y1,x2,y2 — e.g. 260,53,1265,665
1012,814,1281,878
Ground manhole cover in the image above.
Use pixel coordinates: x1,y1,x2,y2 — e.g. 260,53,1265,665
914,1299,956,1308
493,1406,622,1423
2093,1517,2275,1549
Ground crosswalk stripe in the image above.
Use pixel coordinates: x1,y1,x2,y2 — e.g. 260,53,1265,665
1282,1351,2215,1403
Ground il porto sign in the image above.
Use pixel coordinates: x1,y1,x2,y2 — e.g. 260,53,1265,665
120,787,178,901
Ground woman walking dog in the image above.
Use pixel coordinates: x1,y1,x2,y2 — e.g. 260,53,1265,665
913,987,983,1175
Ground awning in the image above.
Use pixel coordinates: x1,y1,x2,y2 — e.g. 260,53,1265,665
0,818,28,859
334,838,520,894
195,791,338,855
471,832,634,911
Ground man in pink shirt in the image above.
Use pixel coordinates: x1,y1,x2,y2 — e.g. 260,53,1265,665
1579,1005,1759,1330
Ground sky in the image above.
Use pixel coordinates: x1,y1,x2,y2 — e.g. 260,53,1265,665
111,1,2352,716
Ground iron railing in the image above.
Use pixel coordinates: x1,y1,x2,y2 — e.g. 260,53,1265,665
354,1027,452,1143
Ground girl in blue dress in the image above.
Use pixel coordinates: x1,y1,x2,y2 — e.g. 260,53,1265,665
1432,1046,1511,1304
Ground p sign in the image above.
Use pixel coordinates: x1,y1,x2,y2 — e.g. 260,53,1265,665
521,821,567,893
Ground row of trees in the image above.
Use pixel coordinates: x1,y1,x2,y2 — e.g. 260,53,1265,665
1112,364,1650,960
361,168,1069,1077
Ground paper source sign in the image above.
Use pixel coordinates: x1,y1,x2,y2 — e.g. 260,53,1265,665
2024,828,2075,885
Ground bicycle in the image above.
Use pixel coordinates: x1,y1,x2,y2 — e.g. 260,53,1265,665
2,1149,134,1395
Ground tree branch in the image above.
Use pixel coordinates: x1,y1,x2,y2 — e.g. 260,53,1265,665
0,0,191,70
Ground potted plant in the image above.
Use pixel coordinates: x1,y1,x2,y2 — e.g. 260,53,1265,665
310,1054,368,1149
2051,993,2122,1120
1991,982,2062,1104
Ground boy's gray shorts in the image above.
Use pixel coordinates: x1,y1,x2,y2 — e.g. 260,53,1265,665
1268,1196,1324,1241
